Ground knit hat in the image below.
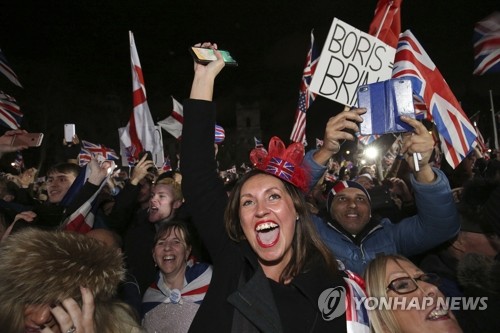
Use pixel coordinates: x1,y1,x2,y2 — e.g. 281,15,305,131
249,136,309,192
326,180,371,213
0,228,125,305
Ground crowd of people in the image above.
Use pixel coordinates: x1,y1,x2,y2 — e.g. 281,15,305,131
0,44,499,333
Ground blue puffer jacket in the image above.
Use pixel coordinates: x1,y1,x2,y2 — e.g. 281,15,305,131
303,150,460,275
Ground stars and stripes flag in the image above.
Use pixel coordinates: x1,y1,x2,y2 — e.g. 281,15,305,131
290,29,319,146
158,96,184,139
77,140,119,166
392,30,478,169
0,91,22,129
0,49,22,88
215,125,225,143
473,11,500,75
119,31,159,161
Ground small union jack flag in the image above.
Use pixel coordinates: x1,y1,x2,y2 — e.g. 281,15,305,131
266,157,295,182
160,156,172,173
78,140,119,166
0,91,22,129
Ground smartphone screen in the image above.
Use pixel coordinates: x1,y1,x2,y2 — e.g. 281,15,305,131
64,124,76,143
190,47,238,66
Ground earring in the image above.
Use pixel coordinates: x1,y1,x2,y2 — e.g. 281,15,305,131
296,216,299,221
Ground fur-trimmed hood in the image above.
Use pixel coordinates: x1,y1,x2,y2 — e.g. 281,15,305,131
457,253,500,294
0,228,125,305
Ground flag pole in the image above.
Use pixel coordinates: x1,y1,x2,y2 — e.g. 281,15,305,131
490,90,499,150
374,1,394,38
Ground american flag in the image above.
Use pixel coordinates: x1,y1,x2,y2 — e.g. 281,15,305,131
473,11,500,75
290,30,319,145
473,121,488,154
78,140,119,166
119,31,159,160
392,30,478,169
214,125,225,143
266,157,295,182
0,49,22,88
0,91,22,129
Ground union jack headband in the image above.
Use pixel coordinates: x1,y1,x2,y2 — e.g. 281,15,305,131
249,136,309,192
326,180,371,213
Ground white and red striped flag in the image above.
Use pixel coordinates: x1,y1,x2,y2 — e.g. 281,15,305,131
119,31,159,160
290,29,319,146
392,31,478,168
158,96,184,139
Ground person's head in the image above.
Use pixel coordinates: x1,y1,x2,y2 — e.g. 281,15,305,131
326,180,372,235
148,177,183,223
152,221,193,281
364,254,462,333
87,228,122,250
45,163,80,204
0,228,140,333
354,173,375,190
225,137,338,282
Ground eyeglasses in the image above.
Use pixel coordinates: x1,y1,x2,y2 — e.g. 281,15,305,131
386,273,440,295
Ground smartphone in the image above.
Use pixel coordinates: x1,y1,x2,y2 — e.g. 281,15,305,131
189,47,238,66
11,133,44,147
64,124,76,143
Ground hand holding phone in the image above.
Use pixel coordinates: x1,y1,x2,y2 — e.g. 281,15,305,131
190,47,238,66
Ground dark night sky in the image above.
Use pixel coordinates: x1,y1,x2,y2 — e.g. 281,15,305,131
0,0,499,171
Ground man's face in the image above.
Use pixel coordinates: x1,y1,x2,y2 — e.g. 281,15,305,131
148,184,181,223
330,188,371,235
46,172,77,204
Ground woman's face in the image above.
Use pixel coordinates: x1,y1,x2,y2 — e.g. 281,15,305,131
385,259,462,333
153,228,191,279
239,174,297,279
24,304,60,333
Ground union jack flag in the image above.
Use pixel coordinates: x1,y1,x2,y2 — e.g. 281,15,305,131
0,91,22,129
266,157,295,182
0,49,22,88
357,134,381,146
344,270,370,333
290,30,319,145
78,140,119,166
392,30,477,169
473,11,500,75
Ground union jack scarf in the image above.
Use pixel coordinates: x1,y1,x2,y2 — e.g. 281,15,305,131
142,261,212,315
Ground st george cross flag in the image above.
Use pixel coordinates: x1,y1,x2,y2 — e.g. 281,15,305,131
368,0,402,49
290,30,319,145
392,30,478,168
473,11,500,75
119,31,159,160
158,96,184,139
77,140,119,166
0,49,22,88
0,91,22,129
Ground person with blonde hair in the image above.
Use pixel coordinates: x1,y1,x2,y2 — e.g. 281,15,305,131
364,254,462,333
0,228,143,333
